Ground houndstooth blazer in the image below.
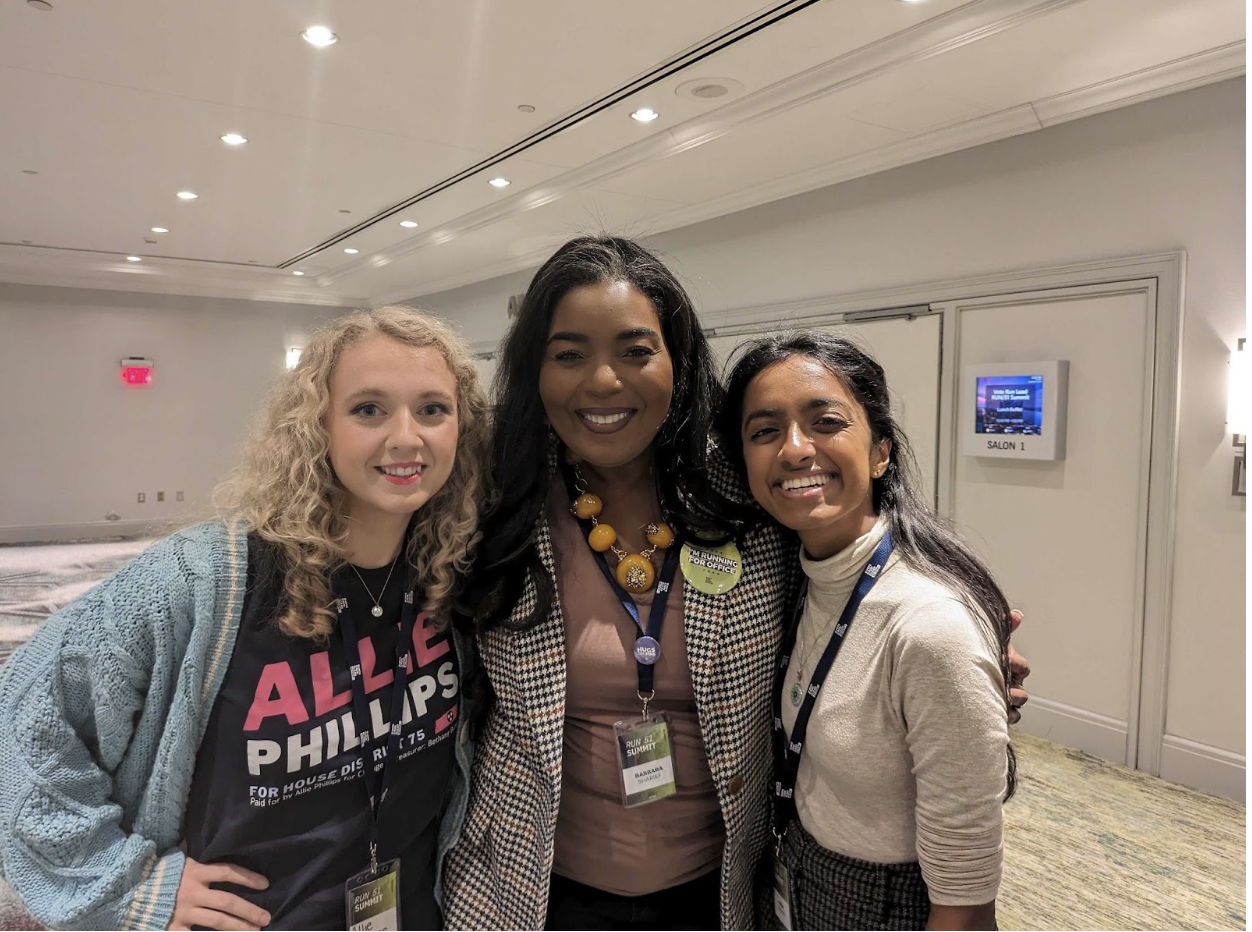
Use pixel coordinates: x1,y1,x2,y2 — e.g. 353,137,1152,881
442,448,797,931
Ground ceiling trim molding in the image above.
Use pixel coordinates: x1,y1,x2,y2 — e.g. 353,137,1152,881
0,253,361,307
1032,40,1245,126
386,43,1242,302
446,250,1188,355
280,0,823,267
321,0,1086,289
696,249,1188,329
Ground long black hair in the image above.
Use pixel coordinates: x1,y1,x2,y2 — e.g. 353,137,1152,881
469,235,753,634
720,330,1016,800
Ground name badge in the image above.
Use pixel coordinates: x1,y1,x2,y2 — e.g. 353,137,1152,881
679,540,743,595
345,858,401,931
613,712,678,808
772,849,794,930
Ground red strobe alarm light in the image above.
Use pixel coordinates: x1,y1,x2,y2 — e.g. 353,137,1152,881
120,357,154,386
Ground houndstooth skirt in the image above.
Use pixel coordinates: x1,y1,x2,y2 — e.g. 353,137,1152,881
759,819,932,931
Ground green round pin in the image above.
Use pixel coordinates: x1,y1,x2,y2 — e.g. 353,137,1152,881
679,539,743,595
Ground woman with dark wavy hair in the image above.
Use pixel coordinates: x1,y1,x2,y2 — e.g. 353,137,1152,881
721,331,1015,931
441,236,1028,931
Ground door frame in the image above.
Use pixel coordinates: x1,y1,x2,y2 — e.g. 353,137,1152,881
699,251,1185,774
932,276,1175,774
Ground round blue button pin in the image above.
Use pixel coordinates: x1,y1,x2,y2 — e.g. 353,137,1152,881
633,636,660,665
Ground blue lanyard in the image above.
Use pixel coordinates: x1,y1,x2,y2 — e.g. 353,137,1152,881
335,585,418,870
771,532,894,836
575,514,681,696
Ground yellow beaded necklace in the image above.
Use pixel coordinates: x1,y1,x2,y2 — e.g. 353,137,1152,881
570,464,674,593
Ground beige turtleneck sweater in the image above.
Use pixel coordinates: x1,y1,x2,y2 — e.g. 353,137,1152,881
780,518,1008,906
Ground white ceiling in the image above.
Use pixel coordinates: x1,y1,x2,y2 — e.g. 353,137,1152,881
0,0,1243,308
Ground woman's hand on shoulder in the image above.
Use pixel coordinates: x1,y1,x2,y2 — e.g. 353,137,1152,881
168,857,270,931
1007,609,1030,725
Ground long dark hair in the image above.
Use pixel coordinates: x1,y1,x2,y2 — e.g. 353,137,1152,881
720,330,1016,800
469,235,752,634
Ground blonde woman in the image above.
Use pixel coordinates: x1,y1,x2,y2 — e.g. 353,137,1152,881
0,307,488,931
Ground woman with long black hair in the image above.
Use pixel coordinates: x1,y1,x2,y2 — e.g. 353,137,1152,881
443,236,781,930
721,331,1016,931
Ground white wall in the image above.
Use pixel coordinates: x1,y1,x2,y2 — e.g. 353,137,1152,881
0,285,345,541
416,79,1246,790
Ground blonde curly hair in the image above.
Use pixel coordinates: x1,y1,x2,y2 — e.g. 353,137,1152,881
215,306,489,640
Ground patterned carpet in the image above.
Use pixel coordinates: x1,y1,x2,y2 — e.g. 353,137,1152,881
1000,733,1246,931
0,537,153,666
0,540,1245,931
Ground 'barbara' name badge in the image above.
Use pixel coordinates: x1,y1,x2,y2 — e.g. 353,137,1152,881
613,712,677,808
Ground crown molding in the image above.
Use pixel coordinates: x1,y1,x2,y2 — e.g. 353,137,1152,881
0,246,361,308
329,0,1086,292
696,250,1186,330
1032,40,1244,126
385,40,1240,302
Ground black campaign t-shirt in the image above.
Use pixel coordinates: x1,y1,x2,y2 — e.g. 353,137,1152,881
184,538,460,930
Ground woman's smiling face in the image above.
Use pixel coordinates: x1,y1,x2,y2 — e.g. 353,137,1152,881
324,334,460,528
539,280,674,471
740,354,890,559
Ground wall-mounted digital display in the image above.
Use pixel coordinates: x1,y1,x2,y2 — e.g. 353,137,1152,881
976,375,1044,435
962,361,1068,461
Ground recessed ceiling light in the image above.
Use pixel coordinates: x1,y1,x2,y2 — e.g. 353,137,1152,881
126,256,142,262
177,190,198,200
675,77,743,101
292,270,305,276
399,220,419,228
488,177,511,188
150,227,169,234
343,248,359,254
630,108,660,123
517,104,536,113
302,25,338,47
220,133,248,146
22,169,38,175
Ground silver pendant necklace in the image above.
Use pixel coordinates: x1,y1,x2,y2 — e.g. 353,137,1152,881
789,681,805,707
790,609,840,706
348,551,401,617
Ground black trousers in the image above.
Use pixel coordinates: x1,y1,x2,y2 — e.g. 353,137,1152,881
545,870,721,931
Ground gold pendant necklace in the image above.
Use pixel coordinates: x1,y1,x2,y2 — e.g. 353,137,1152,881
571,465,674,593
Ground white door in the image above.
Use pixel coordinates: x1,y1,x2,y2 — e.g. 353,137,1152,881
708,312,942,504
936,283,1158,767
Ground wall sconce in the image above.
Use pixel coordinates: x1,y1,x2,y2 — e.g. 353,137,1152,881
1229,338,1246,496
286,347,303,370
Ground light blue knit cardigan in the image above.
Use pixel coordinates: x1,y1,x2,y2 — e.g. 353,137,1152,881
0,522,474,930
